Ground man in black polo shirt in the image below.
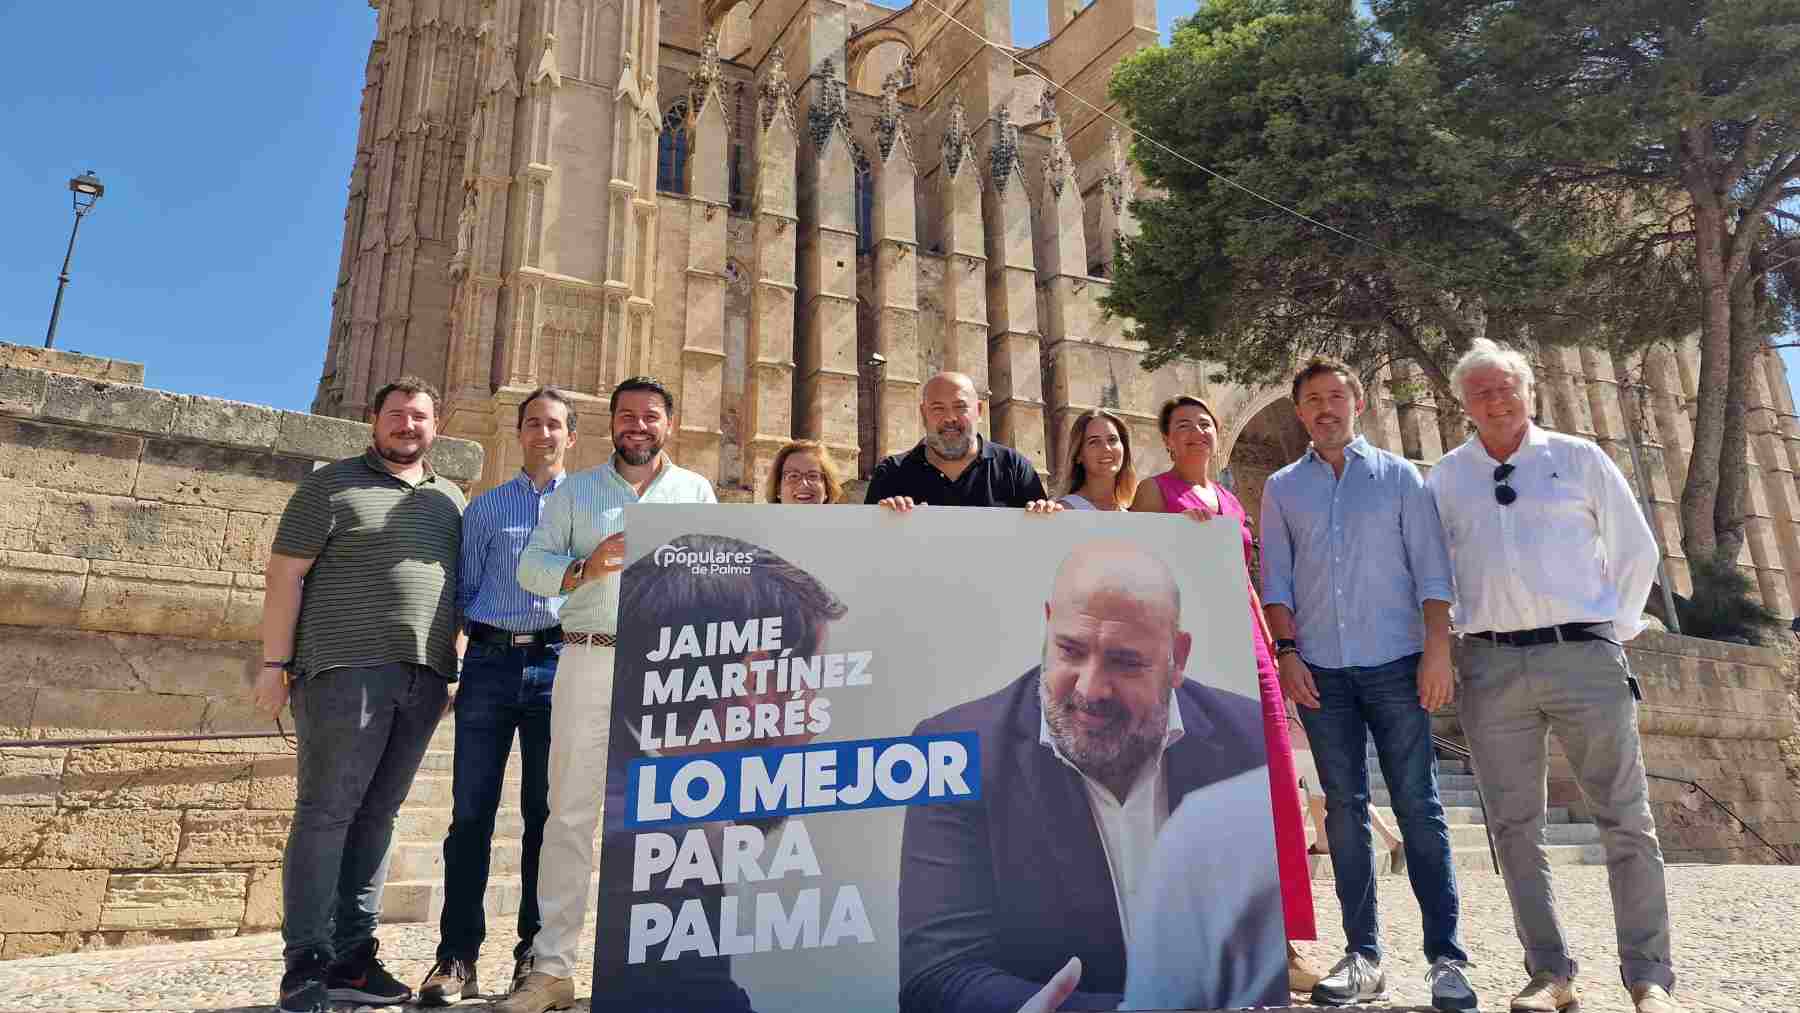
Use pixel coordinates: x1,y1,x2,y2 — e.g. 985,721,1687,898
866,371,1051,509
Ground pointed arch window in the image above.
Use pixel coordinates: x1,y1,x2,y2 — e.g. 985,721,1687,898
852,143,874,254
658,100,690,195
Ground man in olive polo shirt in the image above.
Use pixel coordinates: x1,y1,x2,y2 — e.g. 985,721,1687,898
252,377,466,1013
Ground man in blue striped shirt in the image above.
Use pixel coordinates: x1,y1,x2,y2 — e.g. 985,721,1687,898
418,387,575,1007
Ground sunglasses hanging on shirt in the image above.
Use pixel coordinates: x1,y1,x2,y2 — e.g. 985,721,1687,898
1493,463,1517,506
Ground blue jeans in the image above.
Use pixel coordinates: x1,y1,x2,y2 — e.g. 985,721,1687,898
1297,653,1467,964
283,662,447,965
436,640,557,963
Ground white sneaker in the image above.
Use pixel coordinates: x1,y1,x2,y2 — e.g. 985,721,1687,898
1311,952,1388,1006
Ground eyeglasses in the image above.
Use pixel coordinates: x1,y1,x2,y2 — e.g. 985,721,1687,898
781,471,826,487
1493,463,1517,506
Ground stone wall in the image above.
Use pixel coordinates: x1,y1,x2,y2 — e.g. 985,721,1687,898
1439,630,1800,866
0,341,482,958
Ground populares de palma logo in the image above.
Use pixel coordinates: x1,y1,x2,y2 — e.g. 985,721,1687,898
653,543,756,575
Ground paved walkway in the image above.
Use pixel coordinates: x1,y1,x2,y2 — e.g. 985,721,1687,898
0,864,1789,1012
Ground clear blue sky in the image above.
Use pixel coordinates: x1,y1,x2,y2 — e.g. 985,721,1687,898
1,1,1792,412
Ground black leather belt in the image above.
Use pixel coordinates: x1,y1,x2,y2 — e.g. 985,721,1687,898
466,621,562,647
1472,623,1606,647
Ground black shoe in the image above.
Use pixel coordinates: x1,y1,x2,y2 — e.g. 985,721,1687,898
418,956,478,1006
326,938,413,1005
510,953,537,995
277,952,331,1013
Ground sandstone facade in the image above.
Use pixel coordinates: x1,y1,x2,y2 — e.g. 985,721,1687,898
314,0,1800,621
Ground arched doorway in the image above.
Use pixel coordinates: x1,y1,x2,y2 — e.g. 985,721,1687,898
1224,396,1310,538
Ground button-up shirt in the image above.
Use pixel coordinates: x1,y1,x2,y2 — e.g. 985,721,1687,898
458,470,567,633
1039,688,1184,945
516,454,716,633
1427,424,1658,639
1259,437,1454,669
864,436,1048,507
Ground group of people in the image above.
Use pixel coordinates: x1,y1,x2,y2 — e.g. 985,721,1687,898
253,340,1681,1013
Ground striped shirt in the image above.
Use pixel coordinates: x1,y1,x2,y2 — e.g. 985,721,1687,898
272,449,466,679
458,470,567,632
517,453,716,633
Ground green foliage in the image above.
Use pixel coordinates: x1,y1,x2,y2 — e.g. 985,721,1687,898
1373,0,1800,177
1675,548,1786,645
1102,0,1574,387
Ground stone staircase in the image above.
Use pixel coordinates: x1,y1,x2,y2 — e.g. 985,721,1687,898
1307,747,1605,879
382,719,535,925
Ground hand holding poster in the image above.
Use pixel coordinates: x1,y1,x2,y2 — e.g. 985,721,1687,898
592,504,1285,1013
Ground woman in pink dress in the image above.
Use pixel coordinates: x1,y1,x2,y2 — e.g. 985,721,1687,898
1132,395,1320,995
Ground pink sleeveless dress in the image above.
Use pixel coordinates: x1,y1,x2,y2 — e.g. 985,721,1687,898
1152,470,1317,942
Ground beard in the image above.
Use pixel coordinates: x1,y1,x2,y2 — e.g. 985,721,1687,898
374,433,426,465
925,423,973,460
615,433,663,466
1038,667,1168,788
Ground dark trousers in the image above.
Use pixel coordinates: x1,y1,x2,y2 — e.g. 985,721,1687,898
282,662,447,965
1298,652,1468,965
436,639,557,963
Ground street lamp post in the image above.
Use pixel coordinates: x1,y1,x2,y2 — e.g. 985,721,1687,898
43,170,105,350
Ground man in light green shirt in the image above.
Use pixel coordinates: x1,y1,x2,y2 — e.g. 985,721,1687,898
499,376,715,1013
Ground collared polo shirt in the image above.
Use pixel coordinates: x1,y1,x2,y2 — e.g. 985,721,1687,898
272,448,466,679
863,436,1047,507
516,453,716,634
1258,436,1455,669
1039,687,1185,945
457,469,567,633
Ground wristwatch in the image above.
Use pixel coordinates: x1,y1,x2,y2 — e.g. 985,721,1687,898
1274,638,1299,656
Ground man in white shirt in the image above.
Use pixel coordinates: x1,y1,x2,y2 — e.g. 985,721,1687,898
1427,339,1678,1013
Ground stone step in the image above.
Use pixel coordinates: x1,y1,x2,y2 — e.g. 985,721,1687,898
393,806,526,843
388,838,524,882
1373,788,1482,808
1310,842,1603,880
382,872,599,925
1366,772,1480,793
415,749,530,776
1330,804,1573,829
383,874,524,924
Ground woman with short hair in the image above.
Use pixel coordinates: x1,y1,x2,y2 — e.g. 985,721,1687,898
766,440,843,505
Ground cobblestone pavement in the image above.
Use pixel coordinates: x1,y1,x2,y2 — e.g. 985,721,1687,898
0,865,1790,1012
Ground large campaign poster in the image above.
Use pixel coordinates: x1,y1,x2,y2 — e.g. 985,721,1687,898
593,504,1284,1013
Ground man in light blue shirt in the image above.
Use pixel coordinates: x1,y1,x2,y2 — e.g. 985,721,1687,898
1259,357,1474,1012
499,376,716,1013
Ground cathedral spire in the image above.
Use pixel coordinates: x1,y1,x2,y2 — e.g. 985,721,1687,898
759,46,796,134
990,104,1023,193
1042,114,1074,197
807,58,850,147
690,28,724,114
942,94,973,178
876,70,914,167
